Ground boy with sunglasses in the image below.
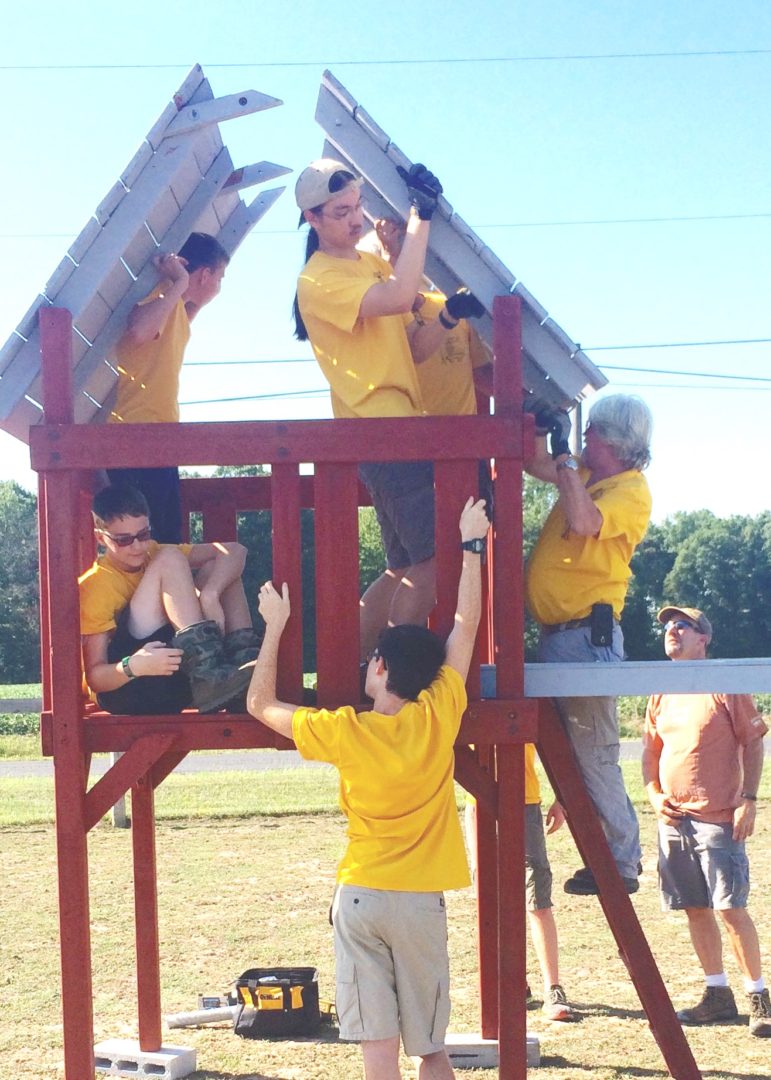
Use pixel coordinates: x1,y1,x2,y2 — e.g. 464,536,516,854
643,605,770,1037
79,484,256,715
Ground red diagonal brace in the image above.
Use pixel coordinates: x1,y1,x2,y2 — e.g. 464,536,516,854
536,699,702,1080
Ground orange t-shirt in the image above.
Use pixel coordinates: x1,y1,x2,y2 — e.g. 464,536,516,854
644,693,767,823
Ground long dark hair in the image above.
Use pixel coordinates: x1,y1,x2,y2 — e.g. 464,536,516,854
293,169,357,342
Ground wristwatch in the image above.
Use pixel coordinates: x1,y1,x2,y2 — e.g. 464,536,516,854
461,538,486,554
556,457,579,472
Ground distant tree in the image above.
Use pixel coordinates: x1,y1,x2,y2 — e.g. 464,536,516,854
522,474,556,659
0,481,40,681
664,512,771,658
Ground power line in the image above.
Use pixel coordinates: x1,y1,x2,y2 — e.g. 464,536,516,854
180,388,327,406
598,364,771,384
5,210,771,241
586,337,771,351
2,49,770,71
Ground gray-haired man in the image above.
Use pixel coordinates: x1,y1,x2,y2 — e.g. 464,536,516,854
525,393,653,895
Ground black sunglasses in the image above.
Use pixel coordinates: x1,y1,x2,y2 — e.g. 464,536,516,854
96,526,152,548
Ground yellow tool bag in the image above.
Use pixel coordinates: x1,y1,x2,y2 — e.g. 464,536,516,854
229,967,321,1038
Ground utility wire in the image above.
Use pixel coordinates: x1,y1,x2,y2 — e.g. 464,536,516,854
2,49,771,71
5,210,771,240
586,337,771,351
598,364,771,384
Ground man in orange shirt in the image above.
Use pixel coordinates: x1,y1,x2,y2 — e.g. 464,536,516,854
643,605,770,1037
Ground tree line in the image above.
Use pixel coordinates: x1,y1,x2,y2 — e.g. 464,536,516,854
1,475,768,683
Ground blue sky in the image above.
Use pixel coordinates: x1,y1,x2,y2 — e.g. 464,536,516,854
1,1,769,521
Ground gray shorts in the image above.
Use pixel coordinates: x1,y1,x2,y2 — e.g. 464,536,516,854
658,818,750,911
331,885,450,1057
358,461,435,570
525,804,553,911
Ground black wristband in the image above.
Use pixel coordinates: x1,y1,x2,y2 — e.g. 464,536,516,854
439,310,458,330
741,792,757,801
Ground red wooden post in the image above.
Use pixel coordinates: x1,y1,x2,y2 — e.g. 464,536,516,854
40,308,97,1080
314,463,361,706
132,776,163,1050
496,743,527,1079
271,464,305,702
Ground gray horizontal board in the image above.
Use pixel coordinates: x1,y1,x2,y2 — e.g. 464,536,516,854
510,659,771,697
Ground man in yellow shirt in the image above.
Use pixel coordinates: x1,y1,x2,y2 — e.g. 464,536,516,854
525,394,653,896
108,232,229,543
293,158,484,659
248,497,490,1080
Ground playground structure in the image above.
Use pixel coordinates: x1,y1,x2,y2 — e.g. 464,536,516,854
0,67,716,1079
28,295,706,1080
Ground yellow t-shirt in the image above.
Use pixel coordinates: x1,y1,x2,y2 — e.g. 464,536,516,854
297,250,425,419
78,541,192,636
292,665,470,891
413,291,490,416
110,285,191,424
525,467,651,625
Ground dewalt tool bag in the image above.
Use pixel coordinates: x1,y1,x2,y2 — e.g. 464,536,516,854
230,967,321,1038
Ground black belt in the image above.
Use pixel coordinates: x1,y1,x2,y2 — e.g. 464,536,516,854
541,616,593,635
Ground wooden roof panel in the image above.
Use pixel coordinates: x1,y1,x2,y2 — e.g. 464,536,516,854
0,65,288,441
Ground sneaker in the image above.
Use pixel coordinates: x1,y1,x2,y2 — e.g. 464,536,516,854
542,984,578,1022
748,988,771,1037
564,869,639,895
677,985,738,1025
572,861,643,881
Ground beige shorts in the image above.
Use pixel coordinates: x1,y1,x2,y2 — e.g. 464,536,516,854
331,885,451,1057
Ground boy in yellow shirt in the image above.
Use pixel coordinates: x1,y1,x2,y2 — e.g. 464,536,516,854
248,497,490,1080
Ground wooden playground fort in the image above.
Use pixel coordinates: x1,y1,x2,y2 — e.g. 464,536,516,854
0,65,717,1079
29,296,703,1080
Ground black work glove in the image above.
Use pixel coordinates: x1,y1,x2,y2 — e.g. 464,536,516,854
396,163,443,220
547,409,572,459
445,288,485,321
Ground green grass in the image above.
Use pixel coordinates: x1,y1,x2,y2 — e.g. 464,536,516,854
2,781,770,1080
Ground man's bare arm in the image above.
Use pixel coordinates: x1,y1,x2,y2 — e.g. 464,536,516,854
734,737,764,840
445,498,491,681
121,254,189,346
358,213,432,318
246,582,297,739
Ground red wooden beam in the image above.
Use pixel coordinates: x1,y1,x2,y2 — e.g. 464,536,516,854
537,700,702,1079
83,734,179,831
315,463,361,706
30,415,521,470
132,776,163,1051
40,308,97,1080
271,464,305,703
496,743,527,1079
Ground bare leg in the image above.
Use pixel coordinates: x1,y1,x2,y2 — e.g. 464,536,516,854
127,547,203,638
387,557,436,629
193,556,251,633
528,907,560,991
414,1049,455,1079
360,569,405,659
684,908,724,975
719,908,763,981
362,1036,402,1080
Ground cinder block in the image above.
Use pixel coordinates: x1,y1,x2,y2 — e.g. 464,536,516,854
446,1031,541,1069
94,1038,196,1079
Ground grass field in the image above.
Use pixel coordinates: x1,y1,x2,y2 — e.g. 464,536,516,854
2,760,770,1080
